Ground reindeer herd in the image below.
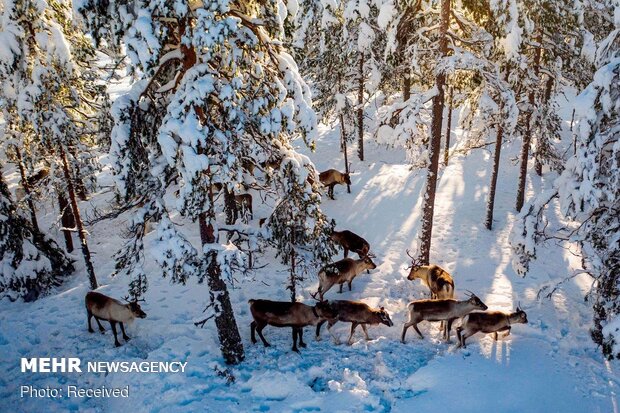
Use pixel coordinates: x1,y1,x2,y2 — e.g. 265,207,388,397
84,166,527,353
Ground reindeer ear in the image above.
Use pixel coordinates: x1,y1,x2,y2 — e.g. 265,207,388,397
380,307,385,311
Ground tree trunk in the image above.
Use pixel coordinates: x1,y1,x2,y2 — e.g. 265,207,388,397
357,52,365,162
418,0,450,265
198,184,244,365
443,86,453,166
534,76,554,176
403,72,411,102
340,113,351,193
57,194,75,252
289,231,297,303
485,120,505,230
14,147,40,233
570,108,576,155
516,33,542,212
60,148,97,289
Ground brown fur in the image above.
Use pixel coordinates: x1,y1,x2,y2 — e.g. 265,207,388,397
407,265,455,300
85,291,147,347
315,300,393,345
315,257,377,301
249,299,336,352
457,309,528,348
401,295,487,343
319,169,351,199
331,230,370,259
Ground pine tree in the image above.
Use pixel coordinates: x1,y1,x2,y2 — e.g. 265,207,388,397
0,166,74,301
511,11,619,357
0,0,101,289
80,0,332,365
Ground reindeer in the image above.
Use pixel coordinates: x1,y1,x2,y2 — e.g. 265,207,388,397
313,256,377,301
319,169,351,200
85,291,147,347
405,250,455,300
249,299,336,352
401,292,487,343
456,305,528,348
234,193,253,220
315,300,393,345
332,230,370,259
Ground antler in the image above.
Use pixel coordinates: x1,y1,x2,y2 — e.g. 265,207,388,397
405,249,423,270
464,289,475,297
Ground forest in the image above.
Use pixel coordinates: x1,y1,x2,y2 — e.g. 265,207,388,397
0,0,619,411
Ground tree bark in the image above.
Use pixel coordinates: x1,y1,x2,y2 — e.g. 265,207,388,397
485,120,505,230
198,181,244,365
403,72,411,102
60,147,97,289
340,113,351,193
516,33,542,212
57,194,75,252
418,0,450,265
357,52,365,162
14,147,40,234
534,76,554,176
443,86,453,166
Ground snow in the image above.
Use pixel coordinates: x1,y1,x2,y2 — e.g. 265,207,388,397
377,1,396,30
1,114,618,411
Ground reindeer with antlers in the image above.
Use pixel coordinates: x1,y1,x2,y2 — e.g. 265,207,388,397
405,250,455,300
85,291,147,347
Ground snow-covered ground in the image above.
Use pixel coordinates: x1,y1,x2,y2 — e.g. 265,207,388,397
1,112,618,412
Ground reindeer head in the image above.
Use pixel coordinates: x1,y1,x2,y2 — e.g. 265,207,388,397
464,291,488,311
513,303,528,324
343,173,351,186
125,296,147,318
405,249,424,280
377,307,394,327
361,255,377,270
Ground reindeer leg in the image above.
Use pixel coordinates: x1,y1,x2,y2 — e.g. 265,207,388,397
361,324,371,341
494,332,499,341
110,321,121,347
343,248,349,259
445,318,455,342
250,321,258,344
298,327,307,348
316,320,326,341
327,320,340,345
413,323,424,339
456,326,463,348
292,328,299,352
401,320,414,343
348,323,359,345
338,283,343,294
120,322,130,341
256,322,270,347
87,311,94,333
348,280,352,291
95,317,105,333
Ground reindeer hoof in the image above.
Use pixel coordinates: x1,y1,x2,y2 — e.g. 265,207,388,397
114,342,121,347
88,328,94,333
123,336,130,341
292,347,300,353
315,336,321,342
299,342,307,348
